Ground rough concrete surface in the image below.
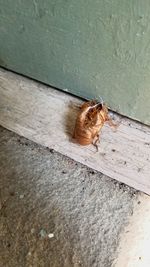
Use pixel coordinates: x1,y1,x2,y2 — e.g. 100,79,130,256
0,126,139,267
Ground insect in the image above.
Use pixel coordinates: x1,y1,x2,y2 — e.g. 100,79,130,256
73,99,118,151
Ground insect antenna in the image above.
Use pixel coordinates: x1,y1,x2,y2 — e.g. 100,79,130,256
100,96,104,106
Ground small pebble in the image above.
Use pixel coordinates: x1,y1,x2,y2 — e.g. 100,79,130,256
48,233,54,239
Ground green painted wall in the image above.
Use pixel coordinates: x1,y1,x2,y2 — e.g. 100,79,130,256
0,0,150,125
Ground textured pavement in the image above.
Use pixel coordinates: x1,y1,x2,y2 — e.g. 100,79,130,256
0,126,139,267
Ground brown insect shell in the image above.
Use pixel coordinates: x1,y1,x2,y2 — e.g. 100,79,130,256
74,102,109,146
98,104,109,122
80,100,97,112
88,104,109,136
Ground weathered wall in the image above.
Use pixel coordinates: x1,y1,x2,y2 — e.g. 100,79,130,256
0,0,150,124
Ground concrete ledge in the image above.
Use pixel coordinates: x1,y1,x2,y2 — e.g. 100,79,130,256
0,68,150,194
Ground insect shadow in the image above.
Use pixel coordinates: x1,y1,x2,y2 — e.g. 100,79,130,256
64,101,80,144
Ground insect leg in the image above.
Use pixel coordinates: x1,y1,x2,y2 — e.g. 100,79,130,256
93,134,100,152
107,117,120,129
74,104,81,110
69,101,81,110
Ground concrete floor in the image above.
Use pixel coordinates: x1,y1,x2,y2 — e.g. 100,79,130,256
0,126,140,267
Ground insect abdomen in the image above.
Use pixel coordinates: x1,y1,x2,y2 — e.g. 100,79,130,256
74,127,92,145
